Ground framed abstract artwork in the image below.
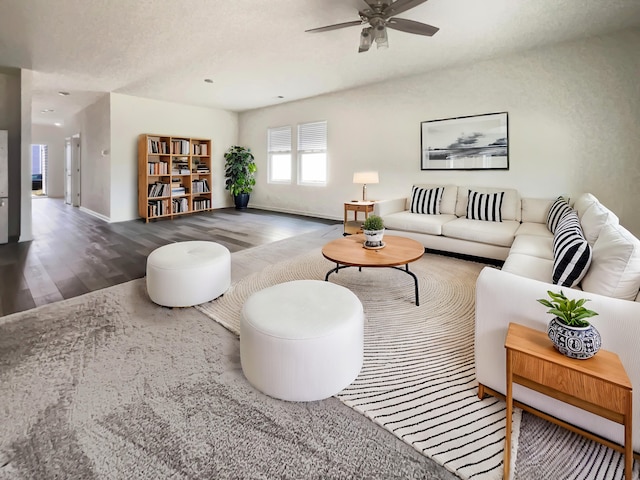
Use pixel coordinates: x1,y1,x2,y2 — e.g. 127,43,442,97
420,112,509,170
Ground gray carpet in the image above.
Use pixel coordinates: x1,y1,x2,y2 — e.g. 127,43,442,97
0,277,457,479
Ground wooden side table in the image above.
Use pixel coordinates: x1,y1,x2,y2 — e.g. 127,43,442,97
503,322,633,480
343,201,374,235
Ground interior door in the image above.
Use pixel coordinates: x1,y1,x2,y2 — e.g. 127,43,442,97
64,138,71,204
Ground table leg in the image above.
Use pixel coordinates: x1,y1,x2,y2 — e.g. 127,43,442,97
625,393,632,480
505,349,513,480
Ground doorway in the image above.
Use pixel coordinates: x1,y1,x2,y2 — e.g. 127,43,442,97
31,144,48,197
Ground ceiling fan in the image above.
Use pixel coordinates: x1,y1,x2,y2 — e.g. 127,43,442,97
305,0,439,53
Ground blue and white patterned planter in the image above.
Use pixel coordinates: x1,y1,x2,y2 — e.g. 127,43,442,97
547,317,601,360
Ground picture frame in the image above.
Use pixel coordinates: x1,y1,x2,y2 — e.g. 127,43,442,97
420,112,509,170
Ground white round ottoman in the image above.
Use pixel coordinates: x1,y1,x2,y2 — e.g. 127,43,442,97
240,279,364,402
146,241,230,307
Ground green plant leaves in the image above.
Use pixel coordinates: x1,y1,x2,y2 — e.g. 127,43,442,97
224,146,257,195
536,289,598,327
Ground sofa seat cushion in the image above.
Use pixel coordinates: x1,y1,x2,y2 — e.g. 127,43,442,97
442,218,519,247
501,253,553,283
581,223,640,301
383,212,457,236
510,235,553,260
515,222,553,238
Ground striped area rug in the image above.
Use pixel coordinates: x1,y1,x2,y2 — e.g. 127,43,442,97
197,250,519,480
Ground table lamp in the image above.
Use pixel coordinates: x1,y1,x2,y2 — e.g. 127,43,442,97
353,171,379,202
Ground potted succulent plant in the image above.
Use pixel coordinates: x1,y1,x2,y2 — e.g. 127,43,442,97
537,290,600,359
224,145,257,209
362,214,385,248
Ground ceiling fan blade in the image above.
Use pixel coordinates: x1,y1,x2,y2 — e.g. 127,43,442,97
386,17,439,36
382,0,428,17
305,20,363,33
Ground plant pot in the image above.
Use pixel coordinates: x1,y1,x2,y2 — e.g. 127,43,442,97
233,193,250,210
363,228,384,247
547,316,601,359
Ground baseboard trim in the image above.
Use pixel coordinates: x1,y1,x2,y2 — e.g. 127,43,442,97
249,204,341,222
79,206,111,223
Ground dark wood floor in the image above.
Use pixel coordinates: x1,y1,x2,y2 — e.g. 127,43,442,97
0,198,339,317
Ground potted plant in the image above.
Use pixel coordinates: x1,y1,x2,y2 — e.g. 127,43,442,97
537,290,600,359
224,145,257,209
362,214,385,248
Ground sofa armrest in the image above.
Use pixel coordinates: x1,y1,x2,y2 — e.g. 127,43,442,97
374,197,407,217
475,266,640,450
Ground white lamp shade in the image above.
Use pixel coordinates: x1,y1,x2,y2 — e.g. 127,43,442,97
353,171,379,184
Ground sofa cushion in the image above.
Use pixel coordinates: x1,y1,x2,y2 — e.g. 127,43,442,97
552,212,592,287
515,222,554,238
466,190,504,222
521,197,555,224
410,186,443,215
442,218,519,247
412,184,458,215
502,253,554,283
573,192,599,219
580,200,619,246
546,196,572,234
581,223,640,301
383,212,457,236
510,235,553,260
455,186,521,221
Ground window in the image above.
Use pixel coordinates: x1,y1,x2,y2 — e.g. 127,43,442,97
298,121,327,186
267,126,292,183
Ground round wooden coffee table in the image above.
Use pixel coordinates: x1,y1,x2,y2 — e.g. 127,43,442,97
321,234,425,305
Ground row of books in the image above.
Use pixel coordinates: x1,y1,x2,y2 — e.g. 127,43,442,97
193,143,208,155
148,139,169,154
192,179,210,193
193,197,211,210
148,182,170,198
148,199,169,217
172,197,189,213
172,139,190,154
147,161,169,175
147,139,209,156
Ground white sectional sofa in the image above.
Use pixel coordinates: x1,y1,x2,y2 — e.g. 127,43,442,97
375,185,640,452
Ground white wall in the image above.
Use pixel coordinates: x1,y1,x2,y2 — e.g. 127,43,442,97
239,29,640,237
110,93,238,222
66,93,111,218
32,124,66,198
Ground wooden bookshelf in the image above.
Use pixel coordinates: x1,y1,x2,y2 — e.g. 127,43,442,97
138,134,213,222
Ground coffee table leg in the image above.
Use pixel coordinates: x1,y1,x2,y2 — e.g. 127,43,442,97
325,264,348,281
389,265,419,306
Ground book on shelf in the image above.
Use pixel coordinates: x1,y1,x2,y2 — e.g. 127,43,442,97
148,182,170,198
171,140,190,155
148,139,168,154
193,143,208,155
191,179,210,193
172,187,186,196
193,196,211,210
148,161,168,175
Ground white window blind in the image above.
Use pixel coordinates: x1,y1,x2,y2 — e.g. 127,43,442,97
297,121,327,185
268,126,292,183
298,121,327,152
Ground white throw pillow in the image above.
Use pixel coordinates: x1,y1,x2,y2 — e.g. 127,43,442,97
573,193,599,219
581,223,640,301
580,201,619,246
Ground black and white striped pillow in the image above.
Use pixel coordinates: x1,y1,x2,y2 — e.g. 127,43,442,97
553,211,592,287
547,196,572,233
410,186,443,215
466,190,504,222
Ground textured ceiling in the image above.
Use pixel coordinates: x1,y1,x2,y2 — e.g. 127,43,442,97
1,0,640,127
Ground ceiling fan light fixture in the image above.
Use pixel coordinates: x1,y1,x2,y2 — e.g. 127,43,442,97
374,25,388,49
359,27,372,52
